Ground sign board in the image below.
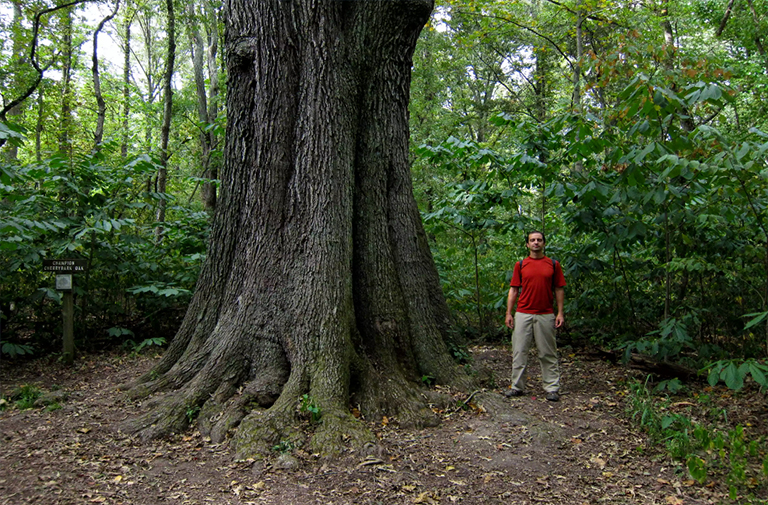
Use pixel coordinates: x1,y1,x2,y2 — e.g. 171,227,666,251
56,274,73,291
43,259,88,274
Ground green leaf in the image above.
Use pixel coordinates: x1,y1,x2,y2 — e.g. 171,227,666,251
748,363,767,387
721,362,744,391
707,363,722,387
743,311,768,330
687,455,707,484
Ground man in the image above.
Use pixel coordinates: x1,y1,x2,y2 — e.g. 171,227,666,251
504,231,566,402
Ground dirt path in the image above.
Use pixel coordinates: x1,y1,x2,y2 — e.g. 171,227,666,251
0,346,739,504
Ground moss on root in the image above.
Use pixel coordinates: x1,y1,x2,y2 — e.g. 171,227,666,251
310,408,378,457
233,405,305,460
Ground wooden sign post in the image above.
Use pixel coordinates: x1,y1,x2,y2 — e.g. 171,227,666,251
43,259,88,365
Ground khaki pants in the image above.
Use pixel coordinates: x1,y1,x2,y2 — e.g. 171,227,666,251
510,312,560,393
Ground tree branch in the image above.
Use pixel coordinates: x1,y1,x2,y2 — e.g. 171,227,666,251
715,0,735,37
1,0,94,122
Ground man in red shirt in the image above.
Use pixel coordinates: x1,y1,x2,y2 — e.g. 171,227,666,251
504,231,566,401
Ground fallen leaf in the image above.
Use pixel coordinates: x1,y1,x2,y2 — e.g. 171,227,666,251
590,456,607,469
665,496,683,505
113,475,122,483
414,491,438,504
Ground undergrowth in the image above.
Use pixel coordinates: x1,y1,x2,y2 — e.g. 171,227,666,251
626,376,768,503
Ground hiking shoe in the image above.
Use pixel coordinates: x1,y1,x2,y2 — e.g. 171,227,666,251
545,392,560,402
505,389,524,398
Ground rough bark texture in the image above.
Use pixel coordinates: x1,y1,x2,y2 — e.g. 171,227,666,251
123,0,473,458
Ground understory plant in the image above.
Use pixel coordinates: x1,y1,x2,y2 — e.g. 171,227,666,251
626,376,768,502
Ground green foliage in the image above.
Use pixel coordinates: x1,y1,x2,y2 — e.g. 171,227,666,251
122,334,167,354
1,340,34,358
704,359,768,391
626,377,768,494
406,0,768,366
687,455,707,484
185,404,201,424
654,378,684,394
0,141,209,356
622,318,695,362
7,384,42,410
272,440,294,454
299,394,322,424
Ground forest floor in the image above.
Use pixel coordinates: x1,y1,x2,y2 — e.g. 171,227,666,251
1,345,767,505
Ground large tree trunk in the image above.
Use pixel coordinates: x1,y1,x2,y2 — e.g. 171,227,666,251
123,0,472,459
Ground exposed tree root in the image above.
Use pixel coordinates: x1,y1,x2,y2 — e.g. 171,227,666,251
120,390,198,440
310,408,378,458
233,403,304,460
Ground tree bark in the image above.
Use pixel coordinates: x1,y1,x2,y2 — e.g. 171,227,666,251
123,0,471,459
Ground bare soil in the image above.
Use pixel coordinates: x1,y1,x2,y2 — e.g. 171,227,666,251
1,345,765,504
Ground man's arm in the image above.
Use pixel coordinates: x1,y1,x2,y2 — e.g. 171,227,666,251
554,287,565,328
505,286,519,329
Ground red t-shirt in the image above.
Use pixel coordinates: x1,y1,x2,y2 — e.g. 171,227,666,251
510,256,566,314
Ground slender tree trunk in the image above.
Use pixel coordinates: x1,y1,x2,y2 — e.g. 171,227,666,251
572,1,584,172
4,1,24,161
202,1,221,210
155,0,176,240
123,0,472,459
664,208,671,321
746,0,767,69
59,7,74,158
188,1,216,210
92,1,121,150
36,88,44,163
121,3,133,159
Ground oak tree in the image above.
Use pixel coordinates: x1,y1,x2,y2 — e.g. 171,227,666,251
123,0,473,457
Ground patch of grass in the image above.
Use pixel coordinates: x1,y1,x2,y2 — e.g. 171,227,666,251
10,385,42,410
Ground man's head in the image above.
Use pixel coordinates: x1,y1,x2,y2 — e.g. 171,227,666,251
525,231,546,256
525,231,546,245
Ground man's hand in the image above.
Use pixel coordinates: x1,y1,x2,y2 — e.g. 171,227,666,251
555,313,564,328
505,313,514,329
